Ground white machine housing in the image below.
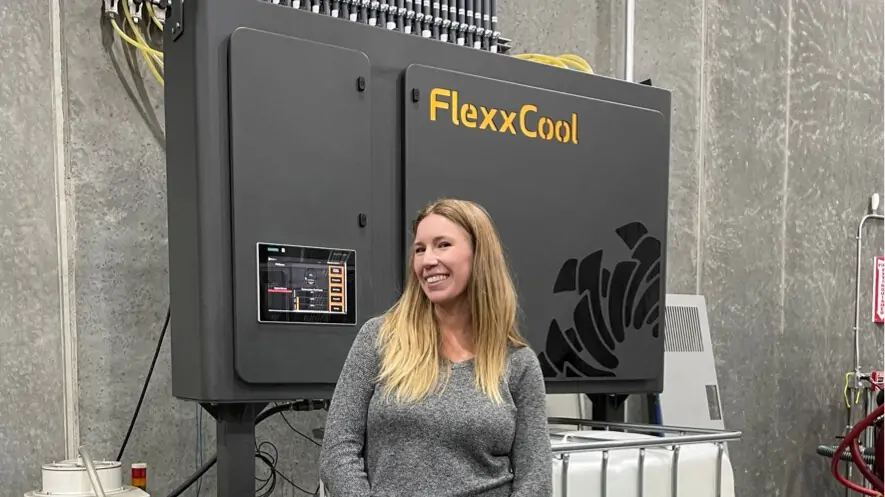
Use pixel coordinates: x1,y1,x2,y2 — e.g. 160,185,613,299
659,294,725,431
24,458,149,497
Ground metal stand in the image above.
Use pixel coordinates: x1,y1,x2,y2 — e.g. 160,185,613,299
203,402,268,497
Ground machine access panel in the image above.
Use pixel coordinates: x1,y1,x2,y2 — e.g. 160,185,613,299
403,65,670,394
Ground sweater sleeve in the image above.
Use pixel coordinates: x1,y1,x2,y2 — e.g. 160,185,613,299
319,317,382,497
509,348,553,497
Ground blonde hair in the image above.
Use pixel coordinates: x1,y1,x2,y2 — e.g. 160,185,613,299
376,198,528,404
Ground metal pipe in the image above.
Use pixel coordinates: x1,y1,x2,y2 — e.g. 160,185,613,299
548,417,736,435
600,450,609,496
481,0,490,50
623,0,635,81
456,0,465,45
403,0,412,32
637,448,645,497
715,442,724,497
560,454,570,497
78,446,107,497
464,0,474,46
489,0,497,52
472,0,482,48
853,213,884,377
439,0,449,41
421,0,431,36
670,445,680,496
447,0,456,41
395,0,404,30
431,0,440,39
378,0,387,27
550,431,742,454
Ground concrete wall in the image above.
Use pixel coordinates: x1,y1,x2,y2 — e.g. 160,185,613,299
0,0,881,496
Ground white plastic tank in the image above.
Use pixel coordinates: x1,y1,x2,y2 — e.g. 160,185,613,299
551,430,736,497
24,458,150,497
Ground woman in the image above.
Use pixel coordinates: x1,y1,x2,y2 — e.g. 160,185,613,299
319,198,552,497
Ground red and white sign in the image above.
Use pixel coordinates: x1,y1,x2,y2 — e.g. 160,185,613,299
874,256,885,324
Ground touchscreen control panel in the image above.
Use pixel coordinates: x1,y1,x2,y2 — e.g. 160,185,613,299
257,243,357,325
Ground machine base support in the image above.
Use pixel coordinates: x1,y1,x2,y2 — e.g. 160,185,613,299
203,402,268,497
588,394,628,423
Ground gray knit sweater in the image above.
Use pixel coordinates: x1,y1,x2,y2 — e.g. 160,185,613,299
319,317,553,497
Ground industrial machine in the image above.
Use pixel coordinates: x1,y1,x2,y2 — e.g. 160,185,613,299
159,0,740,495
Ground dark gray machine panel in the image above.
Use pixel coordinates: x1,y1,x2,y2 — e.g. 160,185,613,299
229,28,372,385
166,1,673,401
404,65,669,394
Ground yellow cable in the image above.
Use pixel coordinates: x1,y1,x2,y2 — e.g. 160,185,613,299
121,0,164,86
146,3,164,32
844,372,863,408
514,53,594,74
110,19,157,56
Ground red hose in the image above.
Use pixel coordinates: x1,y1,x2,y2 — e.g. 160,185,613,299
852,436,884,490
831,404,884,496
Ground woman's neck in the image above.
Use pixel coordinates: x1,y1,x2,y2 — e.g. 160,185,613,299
435,300,474,362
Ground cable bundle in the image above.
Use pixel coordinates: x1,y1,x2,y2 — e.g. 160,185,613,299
103,0,165,85
512,53,593,74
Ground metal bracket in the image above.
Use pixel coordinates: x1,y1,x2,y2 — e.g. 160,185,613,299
170,0,184,40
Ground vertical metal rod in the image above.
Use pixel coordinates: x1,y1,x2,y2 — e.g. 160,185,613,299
670,445,681,496
456,0,466,45
331,0,340,17
369,0,379,25
472,0,482,48
464,0,473,46
395,0,404,30
431,0,440,38
439,0,449,40
638,448,645,497
715,442,724,497
623,0,635,81
600,450,610,497
481,0,490,49
489,0,497,52
853,214,884,378
561,454,571,497
378,0,387,27
447,0,456,41
421,0,431,36
404,0,412,32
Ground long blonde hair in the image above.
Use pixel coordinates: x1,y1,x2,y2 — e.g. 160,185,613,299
376,198,528,404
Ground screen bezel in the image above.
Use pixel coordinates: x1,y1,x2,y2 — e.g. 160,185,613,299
256,242,358,326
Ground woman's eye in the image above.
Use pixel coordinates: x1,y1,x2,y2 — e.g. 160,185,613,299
415,247,425,254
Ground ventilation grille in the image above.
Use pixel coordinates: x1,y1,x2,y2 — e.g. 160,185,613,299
664,305,704,352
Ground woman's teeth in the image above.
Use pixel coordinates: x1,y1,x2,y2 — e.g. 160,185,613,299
426,275,448,283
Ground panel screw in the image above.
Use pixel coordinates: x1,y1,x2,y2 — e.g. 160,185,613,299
358,213,367,227
411,88,420,102
357,77,366,92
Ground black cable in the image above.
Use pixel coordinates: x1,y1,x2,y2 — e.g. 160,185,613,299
255,441,279,497
166,401,328,497
116,305,171,461
276,404,322,447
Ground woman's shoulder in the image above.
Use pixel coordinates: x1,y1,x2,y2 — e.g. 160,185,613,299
506,343,543,381
352,315,385,349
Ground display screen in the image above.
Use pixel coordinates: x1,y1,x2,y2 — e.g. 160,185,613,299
257,243,357,325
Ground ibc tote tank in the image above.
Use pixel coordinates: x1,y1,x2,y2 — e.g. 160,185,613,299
550,430,736,497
